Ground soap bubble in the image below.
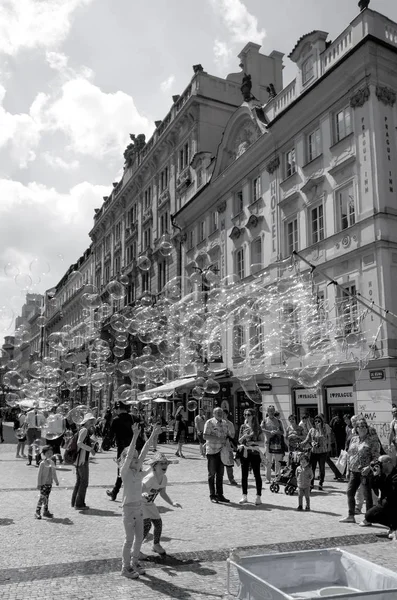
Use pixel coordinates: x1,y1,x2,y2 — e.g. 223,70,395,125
106,280,125,300
30,258,50,277
159,235,173,257
4,262,19,278
15,273,33,290
192,386,205,400
187,400,198,411
137,255,151,271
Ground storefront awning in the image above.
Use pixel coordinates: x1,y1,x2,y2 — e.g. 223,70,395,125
137,377,195,399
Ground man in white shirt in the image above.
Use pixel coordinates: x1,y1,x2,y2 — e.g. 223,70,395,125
203,407,230,504
26,408,46,466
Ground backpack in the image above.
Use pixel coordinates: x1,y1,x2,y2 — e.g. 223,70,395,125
63,432,79,464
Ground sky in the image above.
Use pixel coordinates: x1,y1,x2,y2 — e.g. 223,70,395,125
0,0,396,344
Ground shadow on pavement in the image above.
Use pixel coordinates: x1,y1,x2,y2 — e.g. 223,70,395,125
0,518,14,526
48,517,74,525
82,508,120,517
140,569,222,599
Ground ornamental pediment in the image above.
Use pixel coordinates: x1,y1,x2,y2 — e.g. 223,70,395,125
245,214,264,230
229,226,244,240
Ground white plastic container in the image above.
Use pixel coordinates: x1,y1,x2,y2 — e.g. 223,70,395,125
227,548,397,600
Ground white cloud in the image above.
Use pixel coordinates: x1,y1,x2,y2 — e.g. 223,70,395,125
0,0,95,56
0,85,42,167
0,178,108,341
213,40,233,68
45,51,69,71
160,75,175,93
210,0,266,45
42,153,79,170
38,77,154,158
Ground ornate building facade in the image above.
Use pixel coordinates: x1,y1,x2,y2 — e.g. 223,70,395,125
174,7,397,442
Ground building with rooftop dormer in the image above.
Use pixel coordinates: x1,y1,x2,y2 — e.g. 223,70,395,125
88,47,283,308
174,5,397,443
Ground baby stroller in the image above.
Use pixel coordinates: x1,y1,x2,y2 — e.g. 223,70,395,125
269,451,301,495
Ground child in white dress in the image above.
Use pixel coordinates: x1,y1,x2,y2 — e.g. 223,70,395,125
119,423,160,578
141,452,182,556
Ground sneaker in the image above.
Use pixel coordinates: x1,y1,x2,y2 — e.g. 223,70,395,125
106,490,116,501
132,561,146,575
305,506,311,511
34,511,41,520
229,480,239,486
121,567,139,579
152,543,166,555
296,506,303,511
210,495,219,503
318,484,323,491
43,510,53,518
76,505,90,510
239,495,248,504
339,516,356,523
255,495,262,506
218,496,230,503
175,452,180,457
16,455,20,458
359,520,372,527
388,530,397,540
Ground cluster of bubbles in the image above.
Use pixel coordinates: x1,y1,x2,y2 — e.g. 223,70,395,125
1,252,380,419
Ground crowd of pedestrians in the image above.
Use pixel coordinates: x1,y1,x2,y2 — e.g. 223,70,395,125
5,398,397,579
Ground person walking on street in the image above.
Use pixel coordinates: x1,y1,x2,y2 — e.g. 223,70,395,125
238,409,263,505
302,414,329,491
203,407,230,504
330,412,347,457
15,411,27,458
25,407,46,466
174,403,188,458
35,445,59,519
261,405,285,483
340,418,380,525
71,413,96,511
194,409,206,457
106,401,133,502
223,409,238,486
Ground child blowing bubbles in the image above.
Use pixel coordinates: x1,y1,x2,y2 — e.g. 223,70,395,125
35,445,59,519
141,452,182,557
119,422,161,579
296,453,313,512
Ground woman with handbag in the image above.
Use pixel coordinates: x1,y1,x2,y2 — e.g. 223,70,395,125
301,414,329,491
237,409,264,505
261,405,285,483
340,417,380,525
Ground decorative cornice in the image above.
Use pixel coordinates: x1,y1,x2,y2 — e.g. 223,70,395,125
376,85,396,107
350,85,370,108
265,156,280,174
217,201,227,213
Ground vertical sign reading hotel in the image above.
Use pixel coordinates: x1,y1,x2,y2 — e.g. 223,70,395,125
270,180,277,256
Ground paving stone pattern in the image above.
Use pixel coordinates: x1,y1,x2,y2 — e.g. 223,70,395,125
1,429,396,599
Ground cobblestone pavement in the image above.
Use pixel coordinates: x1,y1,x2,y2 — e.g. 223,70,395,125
1,425,396,599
